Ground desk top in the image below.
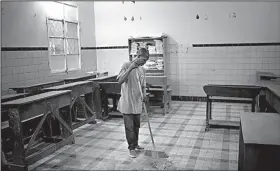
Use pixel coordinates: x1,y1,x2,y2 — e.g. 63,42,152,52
205,84,262,89
241,112,280,146
43,81,93,91
64,74,96,81
9,80,63,89
203,84,262,98
1,93,28,102
2,90,71,106
89,74,118,82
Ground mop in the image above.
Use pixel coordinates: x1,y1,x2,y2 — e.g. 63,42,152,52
137,79,172,170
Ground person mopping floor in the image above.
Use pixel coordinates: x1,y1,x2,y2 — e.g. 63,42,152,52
116,48,149,158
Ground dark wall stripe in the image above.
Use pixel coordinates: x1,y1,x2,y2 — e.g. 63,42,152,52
192,42,280,47
1,47,48,51
2,43,279,51
1,46,129,51
81,46,128,50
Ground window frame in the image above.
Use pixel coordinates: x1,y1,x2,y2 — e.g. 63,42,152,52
46,3,81,74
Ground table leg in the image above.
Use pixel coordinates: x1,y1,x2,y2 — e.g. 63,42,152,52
163,87,167,116
102,90,109,119
238,123,244,171
209,99,212,119
78,97,96,124
60,106,74,143
69,96,79,123
85,92,94,118
92,86,102,119
8,108,25,165
251,98,256,112
205,96,209,132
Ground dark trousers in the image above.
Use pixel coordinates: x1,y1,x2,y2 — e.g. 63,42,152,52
123,114,141,150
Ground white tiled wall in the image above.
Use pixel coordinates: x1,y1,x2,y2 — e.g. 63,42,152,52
96,49,129,75
95,45,280,97
168,45,280,96
1,50,97,95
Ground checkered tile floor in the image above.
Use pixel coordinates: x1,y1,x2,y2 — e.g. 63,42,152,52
30,101,246,170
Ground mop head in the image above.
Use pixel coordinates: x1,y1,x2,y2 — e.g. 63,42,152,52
144,149,172,170
144,149,168,158
149,158,173,170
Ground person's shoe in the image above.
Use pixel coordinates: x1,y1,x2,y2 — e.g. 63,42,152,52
129,150,137,158
135,145,144,151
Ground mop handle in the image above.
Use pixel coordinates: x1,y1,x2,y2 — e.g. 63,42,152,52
137,81,156,150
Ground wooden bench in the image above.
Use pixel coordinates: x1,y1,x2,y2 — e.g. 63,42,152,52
203,84,262,131
43,81,98,130
1,90,74,171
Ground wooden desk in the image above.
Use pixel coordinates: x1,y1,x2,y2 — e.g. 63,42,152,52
88,75,118,120
1,90,74,171
238,112,280,171
98,82,121,117
9,80,64,95
2,93,30,156
146,76,170,115
43,81,97,129
203,84,262,131
64,74,97,84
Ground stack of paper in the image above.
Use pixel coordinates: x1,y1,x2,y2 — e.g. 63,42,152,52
155,40,163,54
148,46,156,54
130,42,138,55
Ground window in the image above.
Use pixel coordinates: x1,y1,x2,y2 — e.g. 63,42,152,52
47,3,81,73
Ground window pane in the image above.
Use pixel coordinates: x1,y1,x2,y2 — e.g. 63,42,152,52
49,38,64,55
44,2,64,19
64,6,78,22
66,39,79,54
49,55,66,72
66,22,78,38
48,19,63,37
67,54,80,70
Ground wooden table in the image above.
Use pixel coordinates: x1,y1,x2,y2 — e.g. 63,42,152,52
9,80,64,95
203,84,262,131
238,112,280,171
43,81,98,129
1,90,74,171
